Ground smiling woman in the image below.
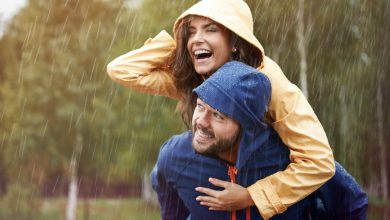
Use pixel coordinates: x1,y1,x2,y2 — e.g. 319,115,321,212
173,15,261,124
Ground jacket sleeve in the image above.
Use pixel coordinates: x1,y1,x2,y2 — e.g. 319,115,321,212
313,162,368,220
106,30,180,100
247,56,336,219
151,164,189,220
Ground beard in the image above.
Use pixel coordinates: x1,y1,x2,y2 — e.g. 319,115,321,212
192,123,240,157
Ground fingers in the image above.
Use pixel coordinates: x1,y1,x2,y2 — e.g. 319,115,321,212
208,177,231,188
197,197,232,211
195,187,219,197
196,195,218,204
196,196,228,211
199,201,225,211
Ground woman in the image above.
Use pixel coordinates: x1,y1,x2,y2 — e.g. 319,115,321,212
107,0,335,219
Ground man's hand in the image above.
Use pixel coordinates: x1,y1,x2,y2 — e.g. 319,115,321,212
195,177,255,211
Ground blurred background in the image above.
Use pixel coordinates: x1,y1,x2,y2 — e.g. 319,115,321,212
0,0,388,219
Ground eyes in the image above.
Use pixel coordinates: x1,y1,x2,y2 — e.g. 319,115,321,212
213,112,223,120
195,102,225,121
206,25,218,32
188,24,219,36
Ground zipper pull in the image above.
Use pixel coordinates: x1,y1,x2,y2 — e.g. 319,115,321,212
227,165,237,183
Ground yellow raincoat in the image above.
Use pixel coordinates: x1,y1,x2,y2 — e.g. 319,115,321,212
107,0,335,219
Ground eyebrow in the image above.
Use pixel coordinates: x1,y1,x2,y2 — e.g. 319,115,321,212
188,21,218,29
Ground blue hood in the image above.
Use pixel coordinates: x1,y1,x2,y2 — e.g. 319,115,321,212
193,61,271,169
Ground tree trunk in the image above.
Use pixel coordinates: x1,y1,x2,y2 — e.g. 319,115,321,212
338,88,348,165
142,171,158,205
377,75,388,201
296,0,309,99
66,130,83,220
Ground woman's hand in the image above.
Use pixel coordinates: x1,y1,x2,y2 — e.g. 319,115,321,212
195,177,255,211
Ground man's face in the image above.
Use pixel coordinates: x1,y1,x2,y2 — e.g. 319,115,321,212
192,98,240,157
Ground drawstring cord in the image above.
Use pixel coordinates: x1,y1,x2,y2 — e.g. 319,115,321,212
227,165,250,220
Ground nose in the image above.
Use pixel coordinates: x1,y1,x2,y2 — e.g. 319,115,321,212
195,112,210,128
190,31,205,44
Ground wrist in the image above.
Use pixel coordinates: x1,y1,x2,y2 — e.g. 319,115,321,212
246,189,255,207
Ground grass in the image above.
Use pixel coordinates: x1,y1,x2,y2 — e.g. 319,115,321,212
44,197,387,220
0,197,161,220
0,196,388,220
43,197,161,220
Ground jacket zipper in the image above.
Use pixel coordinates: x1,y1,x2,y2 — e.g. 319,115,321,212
227,165,250,220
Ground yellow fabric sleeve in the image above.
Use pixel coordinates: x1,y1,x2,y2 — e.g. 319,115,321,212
106,30,180,100
247,56,335,219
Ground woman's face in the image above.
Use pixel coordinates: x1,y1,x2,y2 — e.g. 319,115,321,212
186,16,232,76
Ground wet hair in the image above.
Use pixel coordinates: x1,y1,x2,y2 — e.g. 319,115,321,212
170,15,262,127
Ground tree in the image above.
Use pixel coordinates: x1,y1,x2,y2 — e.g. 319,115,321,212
0,0,130,217
296,0,309,98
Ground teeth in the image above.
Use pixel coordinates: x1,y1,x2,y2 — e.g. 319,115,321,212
194,49,211,55
198,129,212,138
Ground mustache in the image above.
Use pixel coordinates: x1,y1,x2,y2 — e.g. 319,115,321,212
193,123,215,138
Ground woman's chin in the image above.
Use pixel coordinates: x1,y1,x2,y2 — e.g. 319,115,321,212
195,69,210,76
195,68,214,77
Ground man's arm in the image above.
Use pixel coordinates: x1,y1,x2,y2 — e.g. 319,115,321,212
151,165,189,220
313,162,368,220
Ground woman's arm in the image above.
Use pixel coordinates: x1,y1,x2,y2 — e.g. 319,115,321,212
247,56,335,219
107,30,180,100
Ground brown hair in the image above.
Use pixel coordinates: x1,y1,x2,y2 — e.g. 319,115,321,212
171,16,262,127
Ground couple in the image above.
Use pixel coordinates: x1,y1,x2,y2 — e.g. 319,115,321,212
151,61,367,220
107,0,367,219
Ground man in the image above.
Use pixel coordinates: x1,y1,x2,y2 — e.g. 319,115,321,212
151,61,367,220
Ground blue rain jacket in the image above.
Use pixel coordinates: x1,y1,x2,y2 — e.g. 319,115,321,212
152,131,311,220
151,61,367,220
312,162,368,220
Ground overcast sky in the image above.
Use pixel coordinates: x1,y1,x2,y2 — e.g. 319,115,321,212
0,0,27,20
0,0,27,35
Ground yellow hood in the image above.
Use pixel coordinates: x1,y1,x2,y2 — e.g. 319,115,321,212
173,0,265,65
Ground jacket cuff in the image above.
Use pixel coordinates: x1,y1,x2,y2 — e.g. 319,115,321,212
152,30,174,44
247,179,287,220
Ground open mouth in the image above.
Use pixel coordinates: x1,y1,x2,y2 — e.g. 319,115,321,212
194,49,212,60
195,124,215,140
198,128,214,138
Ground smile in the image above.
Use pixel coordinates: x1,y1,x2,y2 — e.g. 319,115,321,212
193,49,213,60
194,127,214,144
